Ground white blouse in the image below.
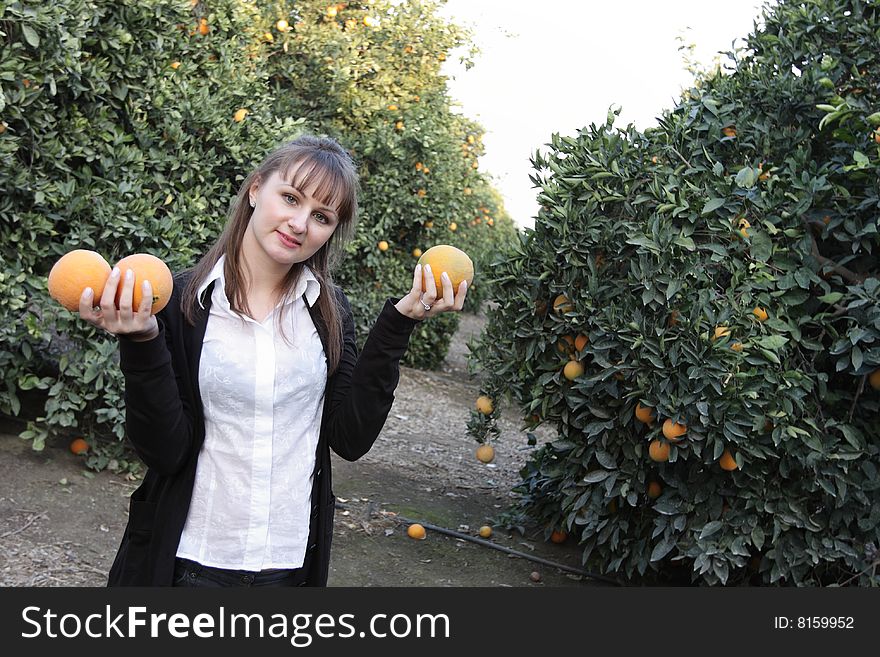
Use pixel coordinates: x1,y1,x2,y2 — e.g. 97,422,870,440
175,256,327,571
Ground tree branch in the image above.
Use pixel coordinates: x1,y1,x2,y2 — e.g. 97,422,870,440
847,374,866,424
807,231,866,285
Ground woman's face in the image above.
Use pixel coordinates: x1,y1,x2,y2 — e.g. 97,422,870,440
242,167,341,277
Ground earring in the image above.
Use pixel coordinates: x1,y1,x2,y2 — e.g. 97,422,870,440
249,199,255,208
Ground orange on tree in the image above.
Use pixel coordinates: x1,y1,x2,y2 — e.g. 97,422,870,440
113,253,174,315
387,104,398,111
635,402,656,425
69,437,89,455
47,249,112,311
752,306,769,322
713,326,731,341
722,126,737,137
475,395,493,415
574,334,588,351
556,334,575,355
648,439,670,463
549,530,567,544
647,481,662,499
415,161,423,171
326,6,338,18
170,61,181,70
737,218,751,239
417,244,474,295
424,220,433,228
563,360,584,381
276,19,289,32
719,449,739,471
478,526,492,538
198,18,209,35
731,341,743,352
377,240,389,252
448,222,457,231
233,108,249,122
552,294,573,313
475,443,495,463
412,248,422,258
869,368,880,390
662,419,687,442
668,309,680,326
395,121,404,130
407,523,426,540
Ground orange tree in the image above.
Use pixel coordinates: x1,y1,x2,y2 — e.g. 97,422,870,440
468,0,879,585
251,0,517,367
0,0,301,468
1,0,514,466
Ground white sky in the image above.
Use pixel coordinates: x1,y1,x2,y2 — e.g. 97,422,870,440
439,0,769,229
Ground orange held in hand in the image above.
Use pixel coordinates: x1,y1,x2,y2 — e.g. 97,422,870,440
48,249,113,311
417,244,474,296
113,253,174,315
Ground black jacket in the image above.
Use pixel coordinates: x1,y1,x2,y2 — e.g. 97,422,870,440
107,269,418,586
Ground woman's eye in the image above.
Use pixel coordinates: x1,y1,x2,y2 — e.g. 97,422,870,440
284,194,296,204
313,213,328,223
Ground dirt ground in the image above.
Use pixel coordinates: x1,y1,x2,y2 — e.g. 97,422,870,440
0,312,602,588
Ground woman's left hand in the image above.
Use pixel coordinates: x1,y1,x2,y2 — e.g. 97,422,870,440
395,263,468,320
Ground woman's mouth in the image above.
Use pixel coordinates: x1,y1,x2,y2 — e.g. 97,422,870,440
277,231,301,248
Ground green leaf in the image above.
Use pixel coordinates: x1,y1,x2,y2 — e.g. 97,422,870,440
750,231,772,262
735,167,758,188
22,25,40,48
818,292,844,304
699,520,723,540
755,335,789,350
583,470,612,484
701,198,726,215
650,538,675,562
672,236,696,251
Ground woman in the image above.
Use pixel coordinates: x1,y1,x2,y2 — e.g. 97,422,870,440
78,135,467,586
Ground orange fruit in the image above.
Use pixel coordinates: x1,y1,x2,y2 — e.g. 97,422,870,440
417,244,474,295
276,19,289,31
719,449,738,471
424,220,433,228
475,444,495,463
448,222,457,231
406,523,426,540
377,240,389,252
233,108,249,122
635,403,656,425
563,360,584,381
549,530,567,544
69,438,89,455
198,19,209,36
556,335,575,355
113,253,174,315
662,419,687,442
752,306,768,322
412,248,422,258
574,334,589,351
415,161,423,171
552,294,573,314
478,526,492,539
874,128,880,144
648,439,670,463
870,368,880,391
668,309,680,327
647,481,662,499
475,395,493,415
713,326,731,341
731,341,743,352
722,126,737,138
48,249,112,311
387,104,398,111
170,61,181,70
326,6,338,18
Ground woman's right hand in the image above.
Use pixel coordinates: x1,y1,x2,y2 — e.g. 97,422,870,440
79,266,159,341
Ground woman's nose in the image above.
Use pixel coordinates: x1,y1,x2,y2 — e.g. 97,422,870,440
287,208,308,233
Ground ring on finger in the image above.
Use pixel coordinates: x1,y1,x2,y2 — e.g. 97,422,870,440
419,295,432,311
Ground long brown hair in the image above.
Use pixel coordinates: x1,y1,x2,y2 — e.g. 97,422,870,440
181,135,359,374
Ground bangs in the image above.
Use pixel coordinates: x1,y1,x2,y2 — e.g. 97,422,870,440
280,154,352,217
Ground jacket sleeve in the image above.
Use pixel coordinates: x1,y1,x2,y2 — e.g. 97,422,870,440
117,314,195,476
323,292,419,461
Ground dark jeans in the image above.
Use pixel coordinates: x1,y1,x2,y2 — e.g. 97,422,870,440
172,554,311,587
